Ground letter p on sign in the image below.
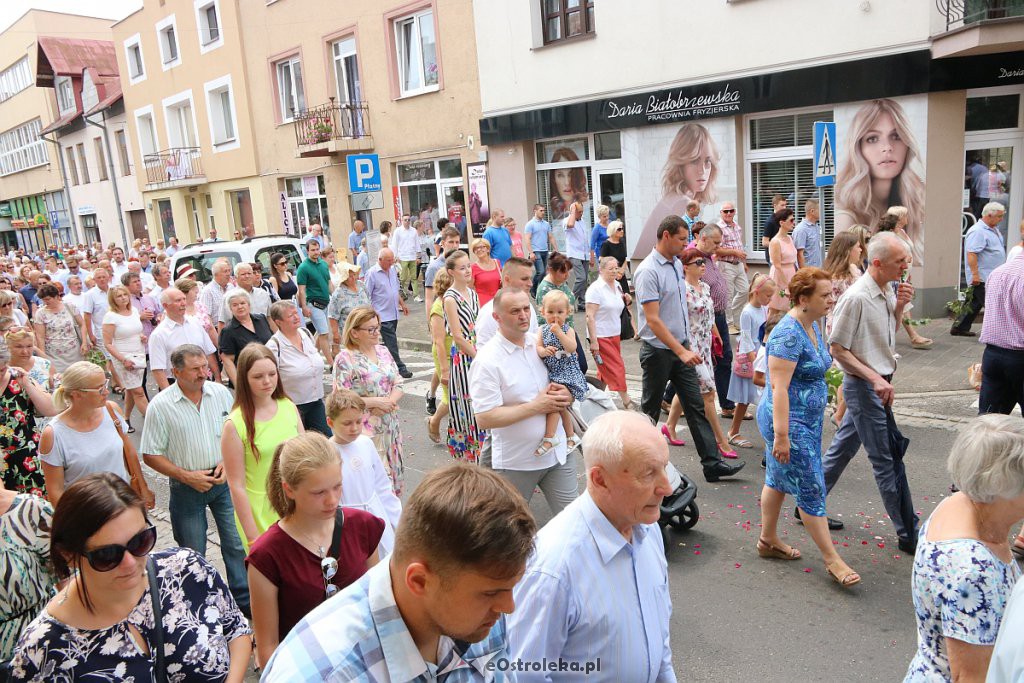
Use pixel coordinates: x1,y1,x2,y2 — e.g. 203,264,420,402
347,154,381,193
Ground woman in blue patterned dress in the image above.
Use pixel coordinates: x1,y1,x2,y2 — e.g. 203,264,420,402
756,268,860,587
536,288,588,457
904,414,1024,682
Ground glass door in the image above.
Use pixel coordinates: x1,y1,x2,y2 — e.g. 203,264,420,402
964,136,1021,282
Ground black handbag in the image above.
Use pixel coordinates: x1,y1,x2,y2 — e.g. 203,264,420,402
619,304,634,340
148,556,167,683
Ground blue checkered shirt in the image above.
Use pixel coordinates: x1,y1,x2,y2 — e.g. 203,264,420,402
261,561,512,682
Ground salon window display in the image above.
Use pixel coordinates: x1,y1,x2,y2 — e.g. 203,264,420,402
834,98,927,264
541,144,592,253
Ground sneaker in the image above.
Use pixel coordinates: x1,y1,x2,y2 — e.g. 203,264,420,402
426,394,437,416
414,296,424,303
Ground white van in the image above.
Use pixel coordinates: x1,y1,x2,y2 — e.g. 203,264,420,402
169,235,307,284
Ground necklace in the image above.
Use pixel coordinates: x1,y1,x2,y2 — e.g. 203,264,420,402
283,519,332,558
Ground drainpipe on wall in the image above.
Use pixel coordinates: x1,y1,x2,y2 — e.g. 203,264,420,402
37,131,80,245
85,112,130,250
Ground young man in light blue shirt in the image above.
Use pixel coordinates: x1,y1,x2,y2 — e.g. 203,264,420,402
523,204,554,295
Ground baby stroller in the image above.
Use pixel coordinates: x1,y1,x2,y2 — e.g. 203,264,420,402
571,379,700,534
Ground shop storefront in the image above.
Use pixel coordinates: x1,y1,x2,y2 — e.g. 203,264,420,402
283,175,330,241
480,49,1024,316
9,192,71,252
394,157,464,234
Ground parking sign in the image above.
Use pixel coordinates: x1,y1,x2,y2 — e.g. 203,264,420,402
347,154,381,193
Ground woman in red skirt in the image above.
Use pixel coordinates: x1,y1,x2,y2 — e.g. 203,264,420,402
585,256,635,410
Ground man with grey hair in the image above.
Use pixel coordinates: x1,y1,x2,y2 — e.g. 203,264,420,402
146,263,172,300
792,199,822,269
694,223,736,417
716,201,748,331
823,231,919,554
952,201,1007,337
470,288,576,512
220,261,271,322
141,343,249,615
148,288,218,389
199,258,232,332
509,410,676,682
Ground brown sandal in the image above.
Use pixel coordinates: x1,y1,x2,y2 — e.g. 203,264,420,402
825,561,861,588
757,537,801,560
425,416,441,444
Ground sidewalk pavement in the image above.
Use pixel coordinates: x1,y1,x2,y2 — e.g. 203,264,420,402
393,299,984,394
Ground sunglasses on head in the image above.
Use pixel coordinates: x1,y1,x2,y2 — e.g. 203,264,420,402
82,524,157,572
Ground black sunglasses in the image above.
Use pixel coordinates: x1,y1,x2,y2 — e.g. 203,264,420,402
82,524,157,572
686,258,706,267
721,209,736,214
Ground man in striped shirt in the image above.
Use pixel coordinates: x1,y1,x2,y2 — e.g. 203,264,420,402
140,343,250,616
978,247,1024,416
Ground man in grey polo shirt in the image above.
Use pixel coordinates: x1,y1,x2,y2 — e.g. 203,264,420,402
635,215,744,483
822,232,919,555
140,343,250,614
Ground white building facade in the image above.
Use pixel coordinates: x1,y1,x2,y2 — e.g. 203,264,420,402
473,0,1024,316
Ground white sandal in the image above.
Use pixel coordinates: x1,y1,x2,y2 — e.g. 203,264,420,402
534,437,561,458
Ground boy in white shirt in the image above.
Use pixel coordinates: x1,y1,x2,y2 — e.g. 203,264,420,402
326,390,403,555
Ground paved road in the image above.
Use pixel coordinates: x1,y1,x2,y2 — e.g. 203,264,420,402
130,348,1002,682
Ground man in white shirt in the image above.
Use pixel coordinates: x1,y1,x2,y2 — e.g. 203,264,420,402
165,237,180,257
109,246,129,280
474,256,537,348
469,288,577,513
391,216,421,301
564,201,593,312
510,410,676,683
149,288,218,389
146,264,172,300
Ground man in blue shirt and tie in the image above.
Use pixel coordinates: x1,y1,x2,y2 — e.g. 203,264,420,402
509,410,678,683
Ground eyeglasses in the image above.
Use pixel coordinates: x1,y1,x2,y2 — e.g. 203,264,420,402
79,379,111,393
358,326,380,334
721,209,736,214
322,556,338,599
82,525,157,572
686,258,706,267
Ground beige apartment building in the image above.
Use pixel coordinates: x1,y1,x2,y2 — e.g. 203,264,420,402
112,0,263,248
114,0,487,254
0,10,116,252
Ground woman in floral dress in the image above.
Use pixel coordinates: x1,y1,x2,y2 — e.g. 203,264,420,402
0,345,57,496
333,306,405,495
31,283,86,374
678,248,735,458
442,251,485,463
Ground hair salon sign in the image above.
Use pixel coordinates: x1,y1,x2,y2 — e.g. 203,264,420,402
606,85,742,124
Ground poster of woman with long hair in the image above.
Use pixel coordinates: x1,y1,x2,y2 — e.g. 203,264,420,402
634,122,721,257
547,146,591,252
835,98,927,264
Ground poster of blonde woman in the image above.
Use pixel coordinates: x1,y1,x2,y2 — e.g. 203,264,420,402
834,97,928,264
624,120,736,258
545,143,591,252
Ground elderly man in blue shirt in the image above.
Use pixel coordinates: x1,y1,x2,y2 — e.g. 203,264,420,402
263,464,536,682
952,201,1006,337
509,410,677,683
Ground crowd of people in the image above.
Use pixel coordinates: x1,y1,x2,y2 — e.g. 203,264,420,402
0,191,1022,681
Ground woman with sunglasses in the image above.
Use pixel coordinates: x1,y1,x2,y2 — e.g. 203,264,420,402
39,361,153,508
9,473,252,682
767,208,798,318
599,219,638,337
223,344,303,551
332,306,405,496
247,433,382,669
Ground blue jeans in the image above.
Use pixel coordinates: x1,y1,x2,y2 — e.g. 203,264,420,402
714,311,735,411
168,480,250,611
297,400,332,436
531,251,549,296
822,375,919,541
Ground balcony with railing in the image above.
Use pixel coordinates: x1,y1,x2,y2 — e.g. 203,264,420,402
293,99,373,157
934,0,1024,55
143,148,206,189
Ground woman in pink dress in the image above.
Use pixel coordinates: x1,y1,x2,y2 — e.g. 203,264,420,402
768,208,797,317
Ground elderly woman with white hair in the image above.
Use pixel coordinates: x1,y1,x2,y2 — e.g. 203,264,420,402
218,289,273,385
905,414,1024,682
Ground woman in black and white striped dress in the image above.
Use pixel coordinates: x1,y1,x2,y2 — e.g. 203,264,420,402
0,484,55,662
442,250,485,463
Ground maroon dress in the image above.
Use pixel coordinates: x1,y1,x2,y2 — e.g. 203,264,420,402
245,508,384,639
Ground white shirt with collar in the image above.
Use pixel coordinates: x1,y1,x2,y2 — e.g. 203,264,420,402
266,329,325,404
391,225,421,262
148,315,216,372
469,330,566,471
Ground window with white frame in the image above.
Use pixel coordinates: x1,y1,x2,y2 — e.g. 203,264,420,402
204,76,237,149
0,119,48,176
124,35,146,82
56,76,75,113
275,57,305,121
393,9,438,97
195,0,222,50
164,95,198,148
0,57,32,103
135,109,158,157
157,16,181,68
746,109,835,253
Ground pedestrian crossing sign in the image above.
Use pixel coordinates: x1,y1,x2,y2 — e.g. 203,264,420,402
813,121,837,187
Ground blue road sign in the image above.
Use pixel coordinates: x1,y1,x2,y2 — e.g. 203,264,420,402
813,121,837,187
347,154,381,193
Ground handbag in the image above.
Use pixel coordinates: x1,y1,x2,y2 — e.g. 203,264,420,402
147,555,167,682
64,303,82,345
733,353,754,379
105,403,147,500
618,304,634,340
